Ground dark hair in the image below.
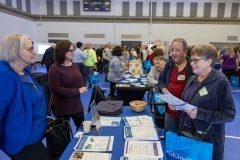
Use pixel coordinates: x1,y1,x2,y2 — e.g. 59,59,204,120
76,42,82,48
111,46,122,56
153,48,164,57
54,40,72,64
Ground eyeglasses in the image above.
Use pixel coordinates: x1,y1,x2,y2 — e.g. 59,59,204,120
190,58,205,64
25,47,35,52
68,49,75,53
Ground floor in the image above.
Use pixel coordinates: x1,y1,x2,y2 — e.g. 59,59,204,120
0,64,240,160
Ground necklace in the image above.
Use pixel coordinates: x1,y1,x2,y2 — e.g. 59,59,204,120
9,63,25,75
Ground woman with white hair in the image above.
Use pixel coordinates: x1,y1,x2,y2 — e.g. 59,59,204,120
0,34,52,159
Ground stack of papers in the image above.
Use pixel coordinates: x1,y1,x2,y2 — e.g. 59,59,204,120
124,126,159,140
91,116,121,127
122,115,155,127
69,152,111,160
74,136,114,152
124,140,163,158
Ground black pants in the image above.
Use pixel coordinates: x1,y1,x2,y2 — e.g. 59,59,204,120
55,110,84,131
7,141,52,160
104,62,109,80
109,81,116,97
98,60,103,72
77,63,85,81
222,69,236,81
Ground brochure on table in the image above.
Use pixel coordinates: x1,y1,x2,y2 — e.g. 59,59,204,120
124,140,163,158
124,126,159,140
122,115,155,127
90,100,102,135
91,116,121,127
74,136,114,152
69,151,112,160
158,91,197,111
120,156,163,160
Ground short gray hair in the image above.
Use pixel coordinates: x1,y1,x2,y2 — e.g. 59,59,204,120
0,33,30,65
171,38,188,50
191,44,218,67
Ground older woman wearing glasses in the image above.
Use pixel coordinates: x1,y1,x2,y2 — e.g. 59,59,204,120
48,40,88,130
0,34,52,159
169,44,236,160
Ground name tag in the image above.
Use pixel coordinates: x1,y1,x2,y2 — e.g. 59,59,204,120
177,75,185,80
199,86,208,96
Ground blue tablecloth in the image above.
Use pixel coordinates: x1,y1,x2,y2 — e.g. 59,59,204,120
60,106,155,160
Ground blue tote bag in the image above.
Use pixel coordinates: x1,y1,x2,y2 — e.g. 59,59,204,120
165,131,213,160
152,93,165,115
90,74,100,84
143,60,152,71
230,75,239,86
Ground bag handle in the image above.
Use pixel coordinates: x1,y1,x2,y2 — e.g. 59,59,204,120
177,113,212,140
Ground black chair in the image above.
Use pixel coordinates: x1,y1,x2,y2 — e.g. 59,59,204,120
43,81,52,115
87,85,112,113
148,86,166,129
32,72,48,86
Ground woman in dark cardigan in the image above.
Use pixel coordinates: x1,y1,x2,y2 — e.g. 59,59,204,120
169,44,236,160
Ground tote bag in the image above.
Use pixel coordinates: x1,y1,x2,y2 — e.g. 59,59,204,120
143,60,152,71
46,118,73,159
230,75,239,86
90,74,100,84
165,131,213,160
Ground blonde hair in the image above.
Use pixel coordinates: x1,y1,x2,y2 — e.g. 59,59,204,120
225,47,235,58
0,33,30,66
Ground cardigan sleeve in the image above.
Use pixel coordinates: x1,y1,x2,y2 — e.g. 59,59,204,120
196,78,236,124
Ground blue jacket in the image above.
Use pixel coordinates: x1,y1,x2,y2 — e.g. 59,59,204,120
108,56,124,83
158,56,193,92
182,69,236,160
0,61,47,154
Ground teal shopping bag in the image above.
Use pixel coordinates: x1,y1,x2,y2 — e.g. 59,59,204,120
90,74,99,84
230,75,239,86
152,93,165,115
143,60,152,71
165,131,213,160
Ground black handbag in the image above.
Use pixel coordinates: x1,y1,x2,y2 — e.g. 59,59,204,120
177,113,212,141
45,118,73,160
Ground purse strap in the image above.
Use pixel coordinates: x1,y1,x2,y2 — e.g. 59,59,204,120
177,113,212,140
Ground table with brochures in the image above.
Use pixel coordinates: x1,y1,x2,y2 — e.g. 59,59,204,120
60,106,160,160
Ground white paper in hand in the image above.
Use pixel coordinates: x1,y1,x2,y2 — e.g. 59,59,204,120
159,92,197,111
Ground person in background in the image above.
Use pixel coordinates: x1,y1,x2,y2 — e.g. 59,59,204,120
72,42,88,80
154,48,168,62
158,38,193,136
234,47,240,66
169,44,236,160
220,46,227,56
96,44,104,73
107,46,128,99
83,42,98,88
217,47,221,59
140,45,147,62
49,40,88,130
102,42,112,82
131,48,137,59
123,46,129,62
41,43,56,73
147,56,166,93
0,33,52,160
220,47,238,81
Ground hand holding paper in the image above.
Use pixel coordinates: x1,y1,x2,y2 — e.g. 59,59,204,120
158,92,197,111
